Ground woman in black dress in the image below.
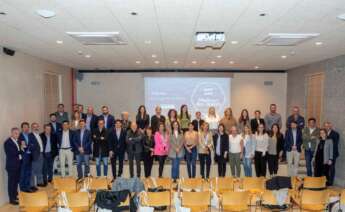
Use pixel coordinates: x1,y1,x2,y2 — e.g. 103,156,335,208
314,128,333,185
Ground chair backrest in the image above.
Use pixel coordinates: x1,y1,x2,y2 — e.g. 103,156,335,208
19,191,49,211
89,177,109,190
146,178,172,190
144,191,171,207
242,177,265,191
66,192,90,211
182,191,210,207
53,177,77,192
261,190,290,205
303,176,326,189
210,177,234,192
222,191,250,206
180,178,204,191
300,190,328,210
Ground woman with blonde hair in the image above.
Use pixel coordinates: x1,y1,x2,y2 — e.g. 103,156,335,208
242,125,255,176
219,107,237,134
198,122,213,179
205,106,220,134
71,111,81,130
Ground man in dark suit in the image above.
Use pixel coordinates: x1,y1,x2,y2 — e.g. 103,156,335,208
29,123,44,188
57,121,76,177
325,121,340,186
18,122,34,192
286,106,305,130
55,103,69,124
40,124,58,185
85,106,98,131
192,111,205,132
250,110,265,133
73,119,92,179
99,105,115,129
4,127,23,205
92,119,110,177
109,119,127,179
78,104,87,120
284,121,303,176
49,113,62,135
126,122,144,178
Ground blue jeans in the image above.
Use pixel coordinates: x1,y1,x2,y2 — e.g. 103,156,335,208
31,153,44,186
171,158,181,180
185,147,197,178
305,149,314,177
76,154,90,178
42,153,54,183
243,158,252,177
95,156,108,177
20,153,32,191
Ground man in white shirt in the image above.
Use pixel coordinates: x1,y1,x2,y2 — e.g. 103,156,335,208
58,121,75,177
29,123,44,188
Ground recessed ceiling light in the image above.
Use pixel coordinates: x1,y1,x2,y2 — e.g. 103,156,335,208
315,41,323,46
231,41,238,44
0,12,7,15
210,61,216,64
130,11,138,16
259,13,267,17
36,9,56,18
192,61,197,64
154,60,160,64
151,54,157,58
85,54,91,58
173,60,179,64
337,13,345,21
254,66,259,69
281,55,287,59
229,61,234,64
144,40,151,44
135,61,141,64
216,55,222,58
56,40,63,44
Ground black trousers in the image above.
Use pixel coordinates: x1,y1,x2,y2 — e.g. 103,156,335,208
329,158,336,186
128,153,141,178
156,155,167,177
7,168,20,202
315,162,331,185
111,153,124,178
254,151,267,177
143,152,154,178
199,153,211,179
267,154,278,175
215,155,227,177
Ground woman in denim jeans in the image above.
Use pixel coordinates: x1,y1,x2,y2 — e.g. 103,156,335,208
169,121,185,182
184,123,198,178
242,125,255,177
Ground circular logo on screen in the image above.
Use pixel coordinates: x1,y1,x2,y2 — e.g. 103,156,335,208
190,82,226,114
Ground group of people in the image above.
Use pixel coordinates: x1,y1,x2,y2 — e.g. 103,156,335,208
4,103,340,205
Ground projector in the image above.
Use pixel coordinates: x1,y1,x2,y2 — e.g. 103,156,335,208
194,32,226,49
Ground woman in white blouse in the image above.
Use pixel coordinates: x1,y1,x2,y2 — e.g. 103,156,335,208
205,106,220,134
254,123,268,177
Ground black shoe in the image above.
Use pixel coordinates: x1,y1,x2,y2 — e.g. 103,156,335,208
30,187,38,192
10,200,19,205
21,189,34,193
37,183,46,187
48,179,52,183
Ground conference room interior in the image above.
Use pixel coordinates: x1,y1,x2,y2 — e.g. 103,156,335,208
1,0,345,211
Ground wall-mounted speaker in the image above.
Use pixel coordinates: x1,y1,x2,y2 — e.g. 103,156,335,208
3,47,15,56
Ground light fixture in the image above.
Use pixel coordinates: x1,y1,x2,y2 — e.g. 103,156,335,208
210,61,216,64
173,60,179,64
56,40,63,44
144,40,151,44
36,9,56,18
216,55,222,58
130,11,138,16
231,41,238,44
151,54,157,58
229,61,234,64
281,55,287,59
259,13,267,17
154,60,160,64
315,41,323,46
254,66,259,69
192,61,197,64
135,61,141,64
85,54,91,58
0,12,6,15
337,13,345,21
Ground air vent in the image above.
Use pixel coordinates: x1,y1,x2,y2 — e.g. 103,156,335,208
66,32,127,45
257,33,319,46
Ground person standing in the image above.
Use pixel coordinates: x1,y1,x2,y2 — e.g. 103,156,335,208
314,129,333,185
78,104,87,120
71,111,81,131
242,125,255,177
205,107,220,134
126,122,144,178
213,124,229,177
219,107,237,134
284,121,303,177
154,122,170,178
151,106,166,134
169,121,185,181
29,123,44,188
250,110,265,133
57,121,76,177
324,121,340,186
49,113,62,135
267,124,284,177
121,112,131,132
55,103,69,124
264,104,282,131
4,128,22,205
108,120,127,179
19,122,34,192
302,118,320,177
228,126,243,178
143,127,155,178
179,104,191,133
136,105,150,133
254,123,269,177
74,120,92,179
286,106,305,130
92,119,109,177
184,123,198,178
192,111,205,132
165,109,178,133
238,109,250,133
85,106,98,131
40,124,58,185
99,106,115,129
198,122,213,179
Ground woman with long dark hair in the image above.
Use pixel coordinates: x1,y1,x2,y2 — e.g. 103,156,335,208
136,105,150,132
179,104,191,133
213,123,229,177
169,121,185,181
238,109,250,133
267,124,284,177
184,122,198,178
166,109,178,133
143,127,155,177
314,129,333,185
153,122,170,177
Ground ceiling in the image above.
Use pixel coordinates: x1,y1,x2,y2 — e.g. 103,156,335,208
1,0,345,71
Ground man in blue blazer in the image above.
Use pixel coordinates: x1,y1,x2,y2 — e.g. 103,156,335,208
4,127,23,205
98,105,115,129
85,106,98,131
108,119,127,179
57,121,76,177
284,121,303,176
49,113,62,135
73,119,92,179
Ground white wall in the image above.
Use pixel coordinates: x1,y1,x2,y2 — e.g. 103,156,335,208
77,72,287,126
0,51,72,205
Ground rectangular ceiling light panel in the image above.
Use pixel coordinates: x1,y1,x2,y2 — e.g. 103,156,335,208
66,32,127,45
257,33,320,46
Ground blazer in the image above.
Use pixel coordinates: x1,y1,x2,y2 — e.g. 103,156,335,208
143,135,155,153
268,134,285,155
250,118,265,133
92,128,109,157
302,127,320,151
154,131,170,156
286,115,305,129
40,133,58,158
85,114,98,131
49,122,62,135
284,128,303,152
74,129,92,155
28,133,42,161
168,132,185,158
198,131,213,154
19,132,30,154
55,111,69,124
57,130,76,151
314,139,333,164
327,130,340,159
108,128,127,154
213,133,229,162
98,114,115,129
126,129,144,154
192,119,205,132
4,137,22,171
151,115,166,134
136,114,150,130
